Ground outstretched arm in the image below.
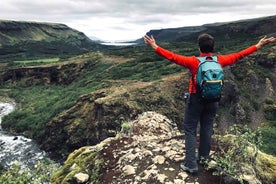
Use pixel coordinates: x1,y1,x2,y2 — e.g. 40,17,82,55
256,35,275,49
144,35,158,50
219,35,275,67
143,34,196,68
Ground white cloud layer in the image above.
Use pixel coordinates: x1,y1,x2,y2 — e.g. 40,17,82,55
0,0,275,41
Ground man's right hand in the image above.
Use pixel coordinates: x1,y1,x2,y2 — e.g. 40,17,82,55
144,35,158,50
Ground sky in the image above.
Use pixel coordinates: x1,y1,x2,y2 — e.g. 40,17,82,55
0,0,275,41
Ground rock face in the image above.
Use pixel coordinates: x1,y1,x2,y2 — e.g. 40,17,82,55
51,111,275,184
1,61,85,85
0,53,102,87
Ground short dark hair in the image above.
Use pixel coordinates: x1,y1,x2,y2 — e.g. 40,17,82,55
198,33,215,53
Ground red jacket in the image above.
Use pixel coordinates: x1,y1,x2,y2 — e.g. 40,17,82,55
155,45,258,93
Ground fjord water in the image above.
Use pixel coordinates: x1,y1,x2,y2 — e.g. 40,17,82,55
0,102,46,168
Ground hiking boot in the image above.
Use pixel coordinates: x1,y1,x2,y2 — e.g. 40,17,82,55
180,162,198,174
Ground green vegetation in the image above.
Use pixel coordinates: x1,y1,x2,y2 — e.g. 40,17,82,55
103,58,183,82
0,159,60,184
50,146,104,184
259,121,276,156
120,121,133,136
1,47,184,140
209,125,263,183
3,85,80,138
13,58,60,67
14,58,60,64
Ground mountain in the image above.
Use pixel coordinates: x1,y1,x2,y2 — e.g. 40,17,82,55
0,20,103,60
139,15,276,43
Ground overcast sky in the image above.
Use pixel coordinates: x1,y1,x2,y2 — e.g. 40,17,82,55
0,0,275,41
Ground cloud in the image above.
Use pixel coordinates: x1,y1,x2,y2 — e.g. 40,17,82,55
0,0,275,41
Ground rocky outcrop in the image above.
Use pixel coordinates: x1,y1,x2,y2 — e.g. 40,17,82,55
41,74,187,160
51,111,275,184
50,112,214,183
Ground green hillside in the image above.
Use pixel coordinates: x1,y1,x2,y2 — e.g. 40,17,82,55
0,20,103,61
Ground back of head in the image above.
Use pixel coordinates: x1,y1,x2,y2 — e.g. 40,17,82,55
198,33,215,53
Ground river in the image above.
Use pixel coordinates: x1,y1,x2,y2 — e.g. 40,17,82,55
0,102,46,168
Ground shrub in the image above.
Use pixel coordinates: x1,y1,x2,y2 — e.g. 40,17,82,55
259,122,276,156
263,102,276,120
121,121,132,136
0,159,60,184
208,124,262,183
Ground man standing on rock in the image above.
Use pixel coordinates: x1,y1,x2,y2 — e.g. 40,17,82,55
144,33,275,174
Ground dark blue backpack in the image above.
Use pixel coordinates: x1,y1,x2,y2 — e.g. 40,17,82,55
196,56,224,102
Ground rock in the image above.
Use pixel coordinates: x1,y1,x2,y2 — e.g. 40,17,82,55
241,164,262,184
265,78,275,98
177,172,188,180
125,153,138,162
122,165,135,176
235,103,246,122
74,173,89,184
142,149,153,157
69,163,79,171
165,150,178,160
153,155,166,164
156,173,167,183
0,140,5,146
174,179,185,184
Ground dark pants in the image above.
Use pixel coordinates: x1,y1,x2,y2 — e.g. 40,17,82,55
184,93,218,168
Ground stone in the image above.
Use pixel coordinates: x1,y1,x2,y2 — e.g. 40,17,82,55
69,163,78,171
178,172,188,180
165,150,178,159
125,153,138,162
122,165,136,176
153,155,166,164
74,173,89,184
156,174,167,183
174,179,185,184
142,149,153,156
168,167,175,171
161,146,171,152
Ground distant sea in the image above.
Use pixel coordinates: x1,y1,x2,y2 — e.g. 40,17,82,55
100,41,137,46
90,37,138,46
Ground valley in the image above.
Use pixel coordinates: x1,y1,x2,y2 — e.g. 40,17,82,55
0,15,275,183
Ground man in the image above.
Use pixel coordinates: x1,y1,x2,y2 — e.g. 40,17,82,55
144,33,275,174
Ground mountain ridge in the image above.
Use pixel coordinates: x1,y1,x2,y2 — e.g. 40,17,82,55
139,15,276,43
0,20,103,61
